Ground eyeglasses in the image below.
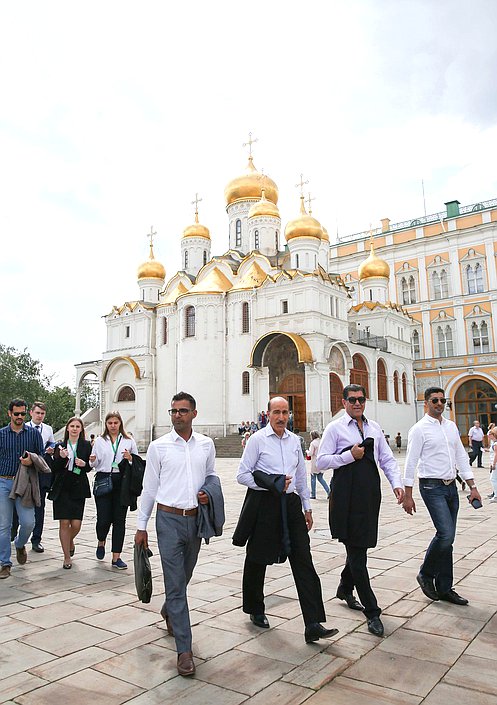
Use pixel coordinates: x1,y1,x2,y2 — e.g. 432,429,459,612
429,398,446,405
168,408,192,416
346,396,366,405
12,411,26,417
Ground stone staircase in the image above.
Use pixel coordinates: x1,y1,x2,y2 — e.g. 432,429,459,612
214,431,312,458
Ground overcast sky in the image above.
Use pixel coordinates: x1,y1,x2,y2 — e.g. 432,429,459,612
1,0,497,389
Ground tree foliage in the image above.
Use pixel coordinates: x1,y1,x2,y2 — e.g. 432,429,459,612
0,344,98,431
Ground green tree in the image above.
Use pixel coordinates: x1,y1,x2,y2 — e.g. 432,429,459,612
0,344,48,425
45,386,76,432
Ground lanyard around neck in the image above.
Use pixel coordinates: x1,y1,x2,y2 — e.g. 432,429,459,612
67,439,80,474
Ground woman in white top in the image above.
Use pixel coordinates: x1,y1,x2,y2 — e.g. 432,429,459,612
308,431,330,499
89,412,138,569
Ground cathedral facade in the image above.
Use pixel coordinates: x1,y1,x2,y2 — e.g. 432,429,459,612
75,153,418,449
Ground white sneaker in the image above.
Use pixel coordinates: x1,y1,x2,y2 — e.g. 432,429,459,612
489,497,497,503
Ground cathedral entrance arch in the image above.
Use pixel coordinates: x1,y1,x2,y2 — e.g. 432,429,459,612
250,332,313,431
454,378,497,445
329,373,343,416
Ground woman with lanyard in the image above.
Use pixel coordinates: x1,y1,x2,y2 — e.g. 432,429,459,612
50,417,92,569
89,412,137,569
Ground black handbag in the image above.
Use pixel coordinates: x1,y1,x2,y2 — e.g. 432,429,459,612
134,543,153,603
93,473,113,497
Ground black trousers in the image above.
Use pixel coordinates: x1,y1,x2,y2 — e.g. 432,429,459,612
95,473,128,553
339,544,381,620
469,441,483,467
242,509,326,626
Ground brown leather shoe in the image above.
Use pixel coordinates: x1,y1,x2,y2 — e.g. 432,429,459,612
177,651,195,677
160,605,174,636
0,565,11,579
16,546,27,565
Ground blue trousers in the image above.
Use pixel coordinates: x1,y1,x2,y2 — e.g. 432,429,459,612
0,477,35,567
419,479,459,595
311,473,330,498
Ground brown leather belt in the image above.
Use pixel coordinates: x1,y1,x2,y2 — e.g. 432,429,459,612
0,475,14,479
157,503,197,516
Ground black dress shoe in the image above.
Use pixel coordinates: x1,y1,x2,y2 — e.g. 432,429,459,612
336,586,364,611
250,614,270,629
416,573,439,601
304,622,339,643
32,543,44,553
367,617,384,637
438,589,469,605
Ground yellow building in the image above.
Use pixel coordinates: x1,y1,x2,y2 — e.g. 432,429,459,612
329,198,497,443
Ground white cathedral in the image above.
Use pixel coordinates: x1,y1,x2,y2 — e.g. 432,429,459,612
76,148,415,449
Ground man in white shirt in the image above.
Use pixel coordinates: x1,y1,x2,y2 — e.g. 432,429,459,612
403,387,481,605
19,401,55,552
233,396,338,645
468,419,485,468
135,392,215,677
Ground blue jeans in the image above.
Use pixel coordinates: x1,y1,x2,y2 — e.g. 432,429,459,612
419,479,459,595
310,473,330,498
0,477,35,567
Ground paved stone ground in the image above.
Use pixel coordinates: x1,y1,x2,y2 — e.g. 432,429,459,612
1,452,497,704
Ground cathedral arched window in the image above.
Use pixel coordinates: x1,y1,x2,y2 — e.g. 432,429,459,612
401,276,416,304
437,325,454,357
412,330,421,360
242,371,250,395
377,359,388,401
117,386,135,402
184,250,189,270
254,230,259,249
185,306,195,338
235,219,242,248
350,354,369,398
162,317,168,345
472,320,489,353
393,370,400,402
296,254,300,269
402,372,408,403
203,250,207,266
440,269,448,297
432,271,441,300
242,301,250,334
467,263,484,294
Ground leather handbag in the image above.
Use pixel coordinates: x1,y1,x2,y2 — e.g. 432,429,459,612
93,473,113,497
134,543,153,603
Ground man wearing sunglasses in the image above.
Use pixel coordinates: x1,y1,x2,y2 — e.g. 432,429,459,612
317,384,404,637
0,399,44,579
403,387,480,605
135,392,216,677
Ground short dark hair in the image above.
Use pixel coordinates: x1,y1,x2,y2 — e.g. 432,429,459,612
31,401,47,411
9,399,26,411
172,391,196,410
424,386,445,401
343,384,366,400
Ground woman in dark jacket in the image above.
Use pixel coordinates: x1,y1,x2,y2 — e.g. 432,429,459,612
50,417,91,569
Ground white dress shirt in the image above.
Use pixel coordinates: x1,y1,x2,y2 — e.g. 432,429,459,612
237,424,311,511
26,420,55,448
468,426,484,442
404,414,474,486
89,435,138,473
317,412,402,489
137,429,216,530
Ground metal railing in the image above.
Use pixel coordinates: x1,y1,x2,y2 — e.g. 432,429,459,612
349,331,388,352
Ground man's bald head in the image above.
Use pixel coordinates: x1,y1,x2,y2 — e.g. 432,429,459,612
267,397,289,437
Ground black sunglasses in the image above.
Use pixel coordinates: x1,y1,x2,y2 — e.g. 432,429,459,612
429,398,446,405
12,411,26,417
346,396,366,405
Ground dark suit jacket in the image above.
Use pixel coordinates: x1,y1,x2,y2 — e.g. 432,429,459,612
49,440,92,501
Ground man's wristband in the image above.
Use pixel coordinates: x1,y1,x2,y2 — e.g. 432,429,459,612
469,484,477,490
305,509,312,513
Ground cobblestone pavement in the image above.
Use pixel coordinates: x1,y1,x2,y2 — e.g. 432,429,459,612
1,453,496,704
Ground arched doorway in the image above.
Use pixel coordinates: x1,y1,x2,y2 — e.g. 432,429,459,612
251,332,312,431
350,353,370,398
455,379,497,445
329,373,343,416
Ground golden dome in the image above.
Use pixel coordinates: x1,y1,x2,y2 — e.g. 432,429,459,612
225,157,278,206
285,196,323,241
248,188,280,219
321,226,329,242
358,240,390,280
182,211,210,240
137,244,166,280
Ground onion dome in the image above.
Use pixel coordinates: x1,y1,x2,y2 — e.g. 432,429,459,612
358,240,390,280
321,226,330,242
225,156,278,206
137,243,165,280
182,210,210,240
248,188,280,219
285,196,324,241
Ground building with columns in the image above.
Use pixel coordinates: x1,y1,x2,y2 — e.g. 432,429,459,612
75,148,416,448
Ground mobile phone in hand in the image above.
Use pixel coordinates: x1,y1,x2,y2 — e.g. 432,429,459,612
467,494,483,509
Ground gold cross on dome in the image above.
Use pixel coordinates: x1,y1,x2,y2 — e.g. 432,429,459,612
147,226,157,257
243,131,258,158
295,173,309,196
306,192,316,215
191,193,202,217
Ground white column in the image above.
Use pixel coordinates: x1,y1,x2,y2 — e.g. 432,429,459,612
454,304,466,355
485,240,497,290
449,247,462,296
422,309,433,357
418,256,428,300
490,301,497,351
